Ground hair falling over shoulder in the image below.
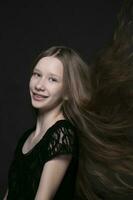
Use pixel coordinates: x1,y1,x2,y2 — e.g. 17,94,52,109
55,1,133,199
32,2,133,198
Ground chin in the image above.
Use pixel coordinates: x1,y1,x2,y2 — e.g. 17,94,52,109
31,101,50,111
31,100,43,108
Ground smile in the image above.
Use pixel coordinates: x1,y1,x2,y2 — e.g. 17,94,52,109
32,92,49,101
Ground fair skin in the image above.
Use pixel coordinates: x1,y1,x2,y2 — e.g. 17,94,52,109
29,56,65,137
35,156,72,200
4,56,71,200
23,56,66,153
30,56,72,200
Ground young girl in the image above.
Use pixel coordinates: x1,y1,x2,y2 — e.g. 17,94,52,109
4,1,133,199
4,46,91,200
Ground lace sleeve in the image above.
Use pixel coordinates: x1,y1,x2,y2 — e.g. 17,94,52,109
46,125,78,161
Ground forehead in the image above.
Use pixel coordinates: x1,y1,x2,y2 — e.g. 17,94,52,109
34,56,63,77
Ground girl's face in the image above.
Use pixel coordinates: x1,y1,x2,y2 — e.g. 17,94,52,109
29,56,64,112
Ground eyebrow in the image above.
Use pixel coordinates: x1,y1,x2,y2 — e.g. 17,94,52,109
33,68,62,79
48,73,62,80
33,68,41,72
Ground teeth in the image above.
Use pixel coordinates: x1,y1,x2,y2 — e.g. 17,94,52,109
35,95,43,98
35,94,44,98
33,92,48,98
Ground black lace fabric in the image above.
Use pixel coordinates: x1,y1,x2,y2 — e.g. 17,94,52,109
47,126,76,160
7,120,79,200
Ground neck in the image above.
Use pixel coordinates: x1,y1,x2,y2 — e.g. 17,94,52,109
34,107,65,138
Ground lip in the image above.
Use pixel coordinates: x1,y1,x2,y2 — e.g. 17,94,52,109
32,92,49,101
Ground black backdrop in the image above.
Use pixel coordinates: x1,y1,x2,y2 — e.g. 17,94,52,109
0,0,123,198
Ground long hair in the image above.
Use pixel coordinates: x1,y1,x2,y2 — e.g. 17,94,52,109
31,1,133,197
89,0,133,198
32,46,97,199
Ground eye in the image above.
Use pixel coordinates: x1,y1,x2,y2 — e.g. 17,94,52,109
32,72,41,77
48,77,58,82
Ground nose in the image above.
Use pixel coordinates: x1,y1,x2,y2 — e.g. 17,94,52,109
35,78,45,91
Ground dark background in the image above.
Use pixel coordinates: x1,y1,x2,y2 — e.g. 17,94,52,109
0,0,123,198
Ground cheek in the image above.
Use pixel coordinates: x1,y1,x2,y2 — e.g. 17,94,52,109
29,78,34,90
54,87,64,98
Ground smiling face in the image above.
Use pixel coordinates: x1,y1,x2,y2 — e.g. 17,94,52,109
29,56,64,113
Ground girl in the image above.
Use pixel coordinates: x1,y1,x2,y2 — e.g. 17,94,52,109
4,46,91,200
4,1,133,199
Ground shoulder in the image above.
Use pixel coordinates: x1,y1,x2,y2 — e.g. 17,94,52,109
51,119,77,131
14,126,35,153
48,119,77,139
19,126,35,143
46,120,78,159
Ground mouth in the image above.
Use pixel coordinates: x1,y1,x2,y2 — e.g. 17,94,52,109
32,92,49,101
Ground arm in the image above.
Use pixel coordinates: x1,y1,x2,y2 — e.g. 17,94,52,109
3,189,8,200
35,155,72,200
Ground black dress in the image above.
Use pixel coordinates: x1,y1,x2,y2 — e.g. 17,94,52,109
7,119,79,200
